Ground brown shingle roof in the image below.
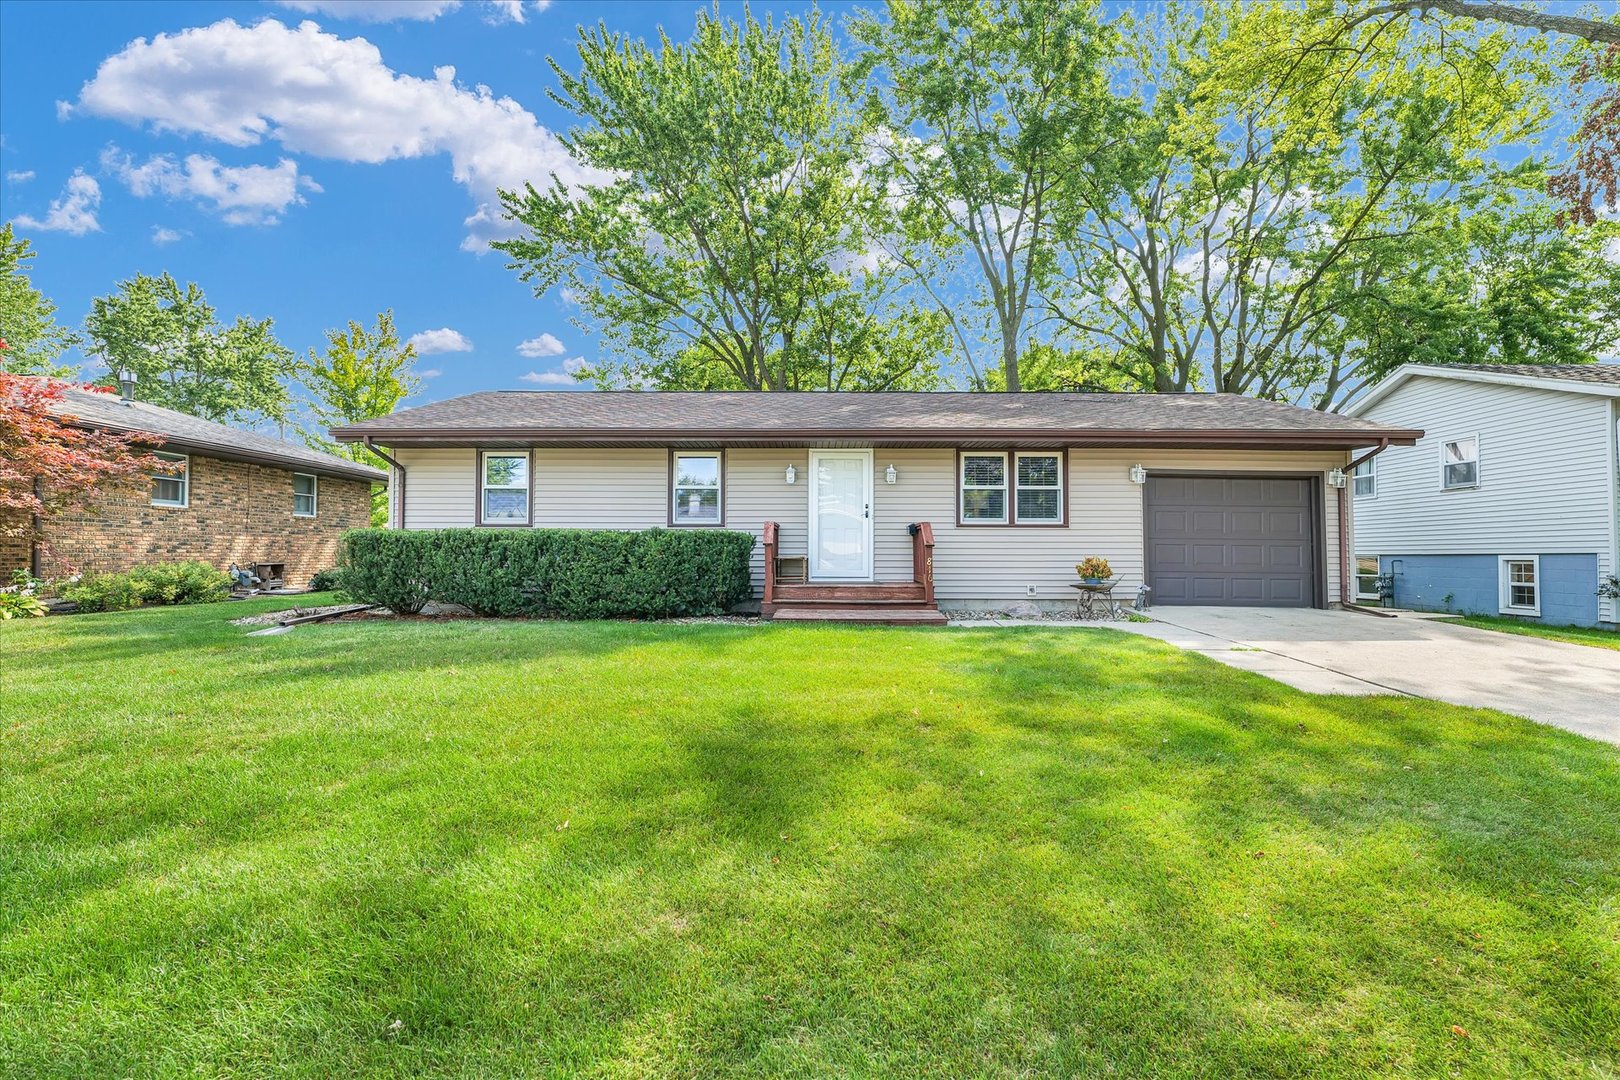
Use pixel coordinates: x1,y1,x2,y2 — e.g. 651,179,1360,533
48,384,387,483
333,390,1419,450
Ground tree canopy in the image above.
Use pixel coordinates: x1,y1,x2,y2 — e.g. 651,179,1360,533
0,224,79,377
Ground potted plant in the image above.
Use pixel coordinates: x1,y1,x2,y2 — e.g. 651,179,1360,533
1075,556,1112,584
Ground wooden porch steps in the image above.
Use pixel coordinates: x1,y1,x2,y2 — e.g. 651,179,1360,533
767,605,948,626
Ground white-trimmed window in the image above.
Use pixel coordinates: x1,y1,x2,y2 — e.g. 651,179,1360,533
672,452,722,525
960,453,1008,524
1014,453,1063,524
1441,435,1479,490
1355,555,1381,602
1499,556,1540,616
150,451,189,507
480,452,530,524
1351,456,1375,497
292,473,317,517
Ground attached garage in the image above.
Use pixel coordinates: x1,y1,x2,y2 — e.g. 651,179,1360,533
1145,475,1321,607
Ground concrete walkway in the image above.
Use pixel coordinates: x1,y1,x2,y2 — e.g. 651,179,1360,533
1109,607,1620,745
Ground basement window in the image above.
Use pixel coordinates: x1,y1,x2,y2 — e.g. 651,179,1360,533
293,473,317,517
150,452,189,508
1499,556,1540,617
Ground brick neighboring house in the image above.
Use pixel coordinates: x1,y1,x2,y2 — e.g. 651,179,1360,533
5,381,387,588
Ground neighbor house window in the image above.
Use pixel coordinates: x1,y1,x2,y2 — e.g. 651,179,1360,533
1441,436,1479,489
672,452,722,525
150,451,189,507
1355,555,1381,602
1499,556,1540,616
960,453,1008,524
292,473,317,517
1014,453,1063,524
480,452,530,524
1352,457,1375,497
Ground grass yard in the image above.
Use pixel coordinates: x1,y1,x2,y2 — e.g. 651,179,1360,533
2,597,1618,1078
1453,613,1620,652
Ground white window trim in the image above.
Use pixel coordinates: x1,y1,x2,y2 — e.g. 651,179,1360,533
1439,433,1481,491
292,472,318,518
1351,455,1376,498
960,451,1010,525
1013,452,1064,524
1498,555,1541,617
150,451,189,508
1354,554,1381,602
670,451,724,527
479,450,531,526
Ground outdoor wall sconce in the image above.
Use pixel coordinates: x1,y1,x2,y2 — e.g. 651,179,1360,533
885,464,898,485
1128,464,1147,484
785,465,797,485
1327,468,1347,489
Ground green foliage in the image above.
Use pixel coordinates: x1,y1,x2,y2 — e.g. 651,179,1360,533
0,223,79,376
0,590,48,618
339,528,755,618
82,272,296,424
61,561,232,613
1075,556,1112,581
307,568,342,592
497,7,946,391
298,310,417,525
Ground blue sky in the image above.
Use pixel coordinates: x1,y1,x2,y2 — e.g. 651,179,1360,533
0,0,833,403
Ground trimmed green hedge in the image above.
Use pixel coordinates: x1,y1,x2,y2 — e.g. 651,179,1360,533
338,527,756,618
60,561,233,613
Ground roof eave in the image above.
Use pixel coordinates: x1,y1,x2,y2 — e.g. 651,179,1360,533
57,418,387,483
1345,364,1620,415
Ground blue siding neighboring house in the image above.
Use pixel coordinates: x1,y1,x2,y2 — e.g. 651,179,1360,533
1344,364,1620,630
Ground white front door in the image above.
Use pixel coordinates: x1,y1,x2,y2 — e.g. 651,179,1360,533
809,450,873,580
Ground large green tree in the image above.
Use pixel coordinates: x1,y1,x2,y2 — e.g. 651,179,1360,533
497,7,945,391
0,224,79,377
82,273,296,425
298,311,419,524
851,0,1126,391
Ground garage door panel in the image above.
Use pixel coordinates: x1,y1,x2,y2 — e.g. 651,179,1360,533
1145,475,1316,608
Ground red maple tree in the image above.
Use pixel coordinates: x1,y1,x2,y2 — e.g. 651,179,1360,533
1,343,171,567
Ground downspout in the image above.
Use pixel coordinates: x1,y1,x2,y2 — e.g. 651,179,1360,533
1338,440,1389,610
29,476,43,578
362,437,406,529
1608,399,1620,625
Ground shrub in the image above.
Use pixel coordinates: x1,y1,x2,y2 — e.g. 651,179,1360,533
339,527,756,618
307,568,342,592
60,561,231,613
0,590,48,619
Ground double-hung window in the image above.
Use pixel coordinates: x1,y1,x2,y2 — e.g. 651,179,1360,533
1351,456,1375,497
480,452,530,524
672,452,722,525
292,473,317,517
1499,556,1540,616
960,452,1065,526
150,451,189,507
1441,436,1479,490
1354,555,1381,602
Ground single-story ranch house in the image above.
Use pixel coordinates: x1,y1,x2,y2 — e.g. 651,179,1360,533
1346,363,1620,628
334,391,1419,619
3,381,385,588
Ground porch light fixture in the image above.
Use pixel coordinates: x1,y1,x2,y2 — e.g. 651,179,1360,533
1128,464,1147,484
785,464,796,485
885,464,898,485
1327,468,1347,489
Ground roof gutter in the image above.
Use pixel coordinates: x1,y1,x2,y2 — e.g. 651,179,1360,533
363,437,406,529
1338,440,1390,612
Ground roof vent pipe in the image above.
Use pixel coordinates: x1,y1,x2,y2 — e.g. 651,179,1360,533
116,368,137,404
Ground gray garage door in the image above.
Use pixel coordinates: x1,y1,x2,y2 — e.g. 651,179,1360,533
1145,475,1317,607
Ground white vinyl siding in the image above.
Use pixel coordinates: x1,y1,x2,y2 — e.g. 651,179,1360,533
1351,375,1615,623
532,449,666,529
393,448,476,528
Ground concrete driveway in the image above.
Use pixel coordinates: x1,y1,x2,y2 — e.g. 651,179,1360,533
1114,607,1620,745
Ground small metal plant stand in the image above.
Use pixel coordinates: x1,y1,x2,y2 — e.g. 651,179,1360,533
1070,578,1125,620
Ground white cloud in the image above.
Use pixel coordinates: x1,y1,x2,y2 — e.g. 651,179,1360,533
516,332,565,357
104,147,317,225
13,170,101,235
562,355,586,373
272,1,461,22
407,327,472,354
68,18,600,249
151,225,184,245
418,367,442,378
519,370,574,385
5,170,34,183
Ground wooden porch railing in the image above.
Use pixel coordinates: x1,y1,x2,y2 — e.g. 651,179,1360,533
909,521,935,607
762,520,779,607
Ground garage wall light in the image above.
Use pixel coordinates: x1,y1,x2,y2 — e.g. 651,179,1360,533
1128,464,1147,484
785,465,796,485
1327,468,1347,489
885,464,898,485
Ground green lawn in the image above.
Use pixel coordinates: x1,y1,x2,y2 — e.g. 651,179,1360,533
1453,614,1620,652
2,598,1617,1078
